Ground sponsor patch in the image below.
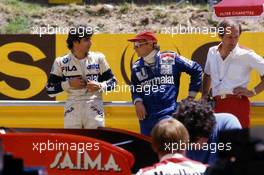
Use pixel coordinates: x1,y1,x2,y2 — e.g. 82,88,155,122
86,74,99,81
136,68,148,81
87,64,100,70
160,65,173,75
62,65,77,72
91,106,103,117
64,107,74,116
160,52,176,65
160,52,176,59
62,57,69,64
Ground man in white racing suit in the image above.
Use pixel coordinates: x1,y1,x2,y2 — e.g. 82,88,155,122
46,26,117,129
136,118,207,175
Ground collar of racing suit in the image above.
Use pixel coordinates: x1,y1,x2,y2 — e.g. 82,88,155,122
70,51,89,61
143,50,158,64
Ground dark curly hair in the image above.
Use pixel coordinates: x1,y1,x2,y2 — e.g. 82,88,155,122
172,100,216,142
66,25,93,50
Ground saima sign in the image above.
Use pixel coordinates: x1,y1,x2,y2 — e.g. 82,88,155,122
0,133,134,175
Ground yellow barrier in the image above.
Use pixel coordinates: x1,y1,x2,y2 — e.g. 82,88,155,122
0,105,263,132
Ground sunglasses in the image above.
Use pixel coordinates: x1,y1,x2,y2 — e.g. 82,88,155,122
134,41,150,48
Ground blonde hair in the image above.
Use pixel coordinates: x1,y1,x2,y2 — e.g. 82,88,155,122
151,118,189,154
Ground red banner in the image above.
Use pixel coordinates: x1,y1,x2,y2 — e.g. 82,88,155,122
0,133,134,175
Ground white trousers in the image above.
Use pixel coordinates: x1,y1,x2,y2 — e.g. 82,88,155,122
64,100,105,129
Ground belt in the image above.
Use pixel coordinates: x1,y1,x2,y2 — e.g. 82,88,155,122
213,94,242,100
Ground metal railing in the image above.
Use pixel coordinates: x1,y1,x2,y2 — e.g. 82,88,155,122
0,101,263,107
0,101,132,106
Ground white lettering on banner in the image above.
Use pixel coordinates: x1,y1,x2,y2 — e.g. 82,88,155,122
104,154,120,171
220,11,255,16
50,151,121,172
220,12,231,16
232,11,254,16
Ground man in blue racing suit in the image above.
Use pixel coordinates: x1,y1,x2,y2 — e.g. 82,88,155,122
128,31,202,136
